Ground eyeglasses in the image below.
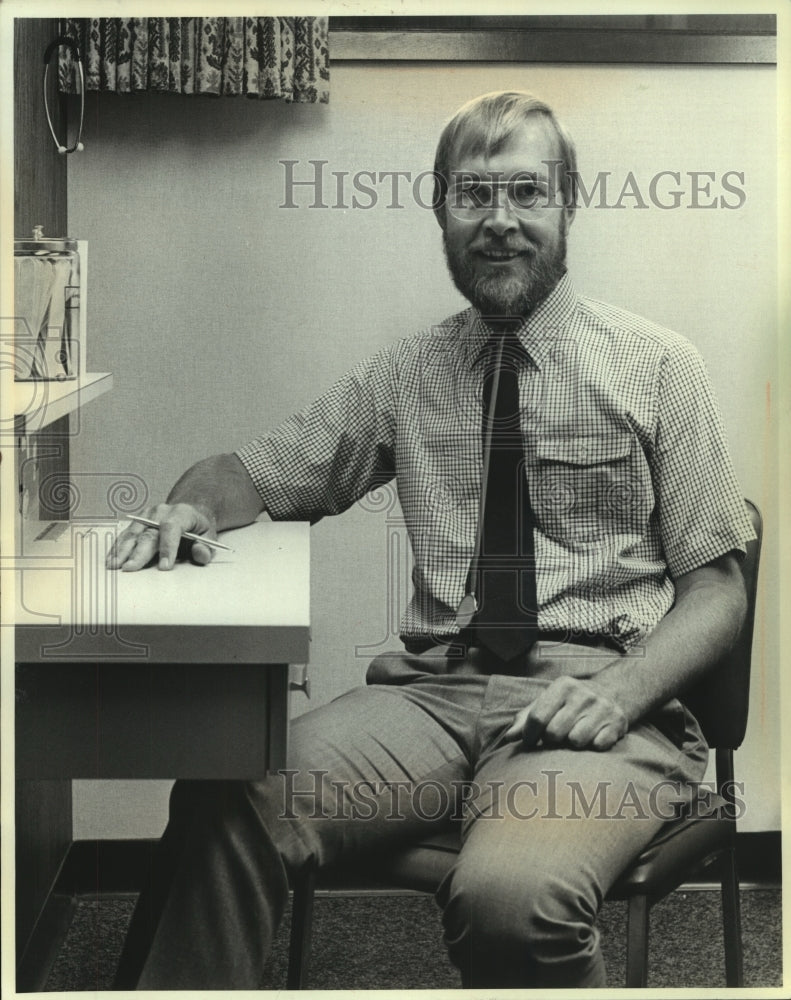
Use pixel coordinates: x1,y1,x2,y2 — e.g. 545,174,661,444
445,174,556,220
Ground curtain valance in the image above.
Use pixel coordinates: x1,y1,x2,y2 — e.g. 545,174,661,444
59,17,329,103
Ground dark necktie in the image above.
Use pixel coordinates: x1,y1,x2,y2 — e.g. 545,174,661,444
458,332,539,662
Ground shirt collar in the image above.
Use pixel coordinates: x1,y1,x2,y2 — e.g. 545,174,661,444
462,271,579,370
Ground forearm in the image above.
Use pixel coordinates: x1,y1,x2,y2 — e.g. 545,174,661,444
507,554,748,750
166,452,266,531
591,554,747,726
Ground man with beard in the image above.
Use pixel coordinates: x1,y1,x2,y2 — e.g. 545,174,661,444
109,92,753,989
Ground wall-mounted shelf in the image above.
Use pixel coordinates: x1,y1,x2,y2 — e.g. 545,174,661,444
14,372,113,434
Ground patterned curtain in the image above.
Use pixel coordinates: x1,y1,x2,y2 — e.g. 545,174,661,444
59,17,329,103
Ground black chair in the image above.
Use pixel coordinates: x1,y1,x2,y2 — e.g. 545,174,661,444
287,500,762,989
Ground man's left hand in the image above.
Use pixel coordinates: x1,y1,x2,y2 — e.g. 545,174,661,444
503,676,629,751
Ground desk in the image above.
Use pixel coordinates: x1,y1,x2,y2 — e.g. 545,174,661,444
14,520,310,985
16,520,311,778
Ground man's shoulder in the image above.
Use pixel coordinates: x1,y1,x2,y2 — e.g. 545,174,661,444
384,308,474,361
415,307,473,342
575,295,699,360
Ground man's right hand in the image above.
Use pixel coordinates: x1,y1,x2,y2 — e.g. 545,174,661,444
106,502,219,572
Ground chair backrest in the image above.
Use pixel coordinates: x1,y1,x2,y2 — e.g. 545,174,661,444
682,500,762,750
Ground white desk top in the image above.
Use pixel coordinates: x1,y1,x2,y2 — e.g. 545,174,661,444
15,520,310,664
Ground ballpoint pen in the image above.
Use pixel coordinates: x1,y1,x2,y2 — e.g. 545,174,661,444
126,515,234,552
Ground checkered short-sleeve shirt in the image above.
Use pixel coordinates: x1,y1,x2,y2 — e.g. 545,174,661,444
236,274,754,650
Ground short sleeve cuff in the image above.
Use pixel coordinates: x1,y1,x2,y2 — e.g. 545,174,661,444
234,442,298,521
665,523,756,578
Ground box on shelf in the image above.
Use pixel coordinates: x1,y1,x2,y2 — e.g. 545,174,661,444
14,228,88,381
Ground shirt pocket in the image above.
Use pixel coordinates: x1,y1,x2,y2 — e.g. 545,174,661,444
530,431,647,543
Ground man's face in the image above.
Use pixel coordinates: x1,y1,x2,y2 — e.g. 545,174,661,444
438,116,574,321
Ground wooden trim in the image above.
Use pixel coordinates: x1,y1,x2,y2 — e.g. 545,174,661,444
329,15,777,33
14,18,68,237
329,26,776,66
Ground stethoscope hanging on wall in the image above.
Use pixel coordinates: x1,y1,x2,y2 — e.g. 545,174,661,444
43,35,85,154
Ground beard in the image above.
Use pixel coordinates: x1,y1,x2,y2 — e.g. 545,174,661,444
442,229,567,321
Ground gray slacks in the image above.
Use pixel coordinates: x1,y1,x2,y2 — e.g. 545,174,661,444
115,642,708,989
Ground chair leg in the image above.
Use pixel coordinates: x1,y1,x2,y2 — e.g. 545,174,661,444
625,894,650,988
720,847,744,987
287,865,317,990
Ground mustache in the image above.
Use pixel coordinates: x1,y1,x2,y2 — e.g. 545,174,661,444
475,240,534,253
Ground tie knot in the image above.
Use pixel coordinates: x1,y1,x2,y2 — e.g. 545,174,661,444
484,327,525,368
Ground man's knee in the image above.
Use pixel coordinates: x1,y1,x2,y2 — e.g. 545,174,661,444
438,844,601,984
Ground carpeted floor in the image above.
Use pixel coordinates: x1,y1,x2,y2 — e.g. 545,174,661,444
44,887,782,991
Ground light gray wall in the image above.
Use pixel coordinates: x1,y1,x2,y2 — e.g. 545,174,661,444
68,61,778,837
